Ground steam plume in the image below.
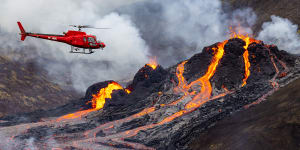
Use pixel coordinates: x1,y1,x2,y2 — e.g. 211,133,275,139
258,15,300,54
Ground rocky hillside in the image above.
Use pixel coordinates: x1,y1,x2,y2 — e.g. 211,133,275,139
0,55,79,117
189,77,300,150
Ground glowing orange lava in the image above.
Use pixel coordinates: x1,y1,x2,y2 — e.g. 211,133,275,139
230,31,261,87
74,40,233,149
146,57,158,70
91,82,124,110
81,42,231,144
185,41,226,109
174,60,189,94
56,109,96,121
57,82,129,121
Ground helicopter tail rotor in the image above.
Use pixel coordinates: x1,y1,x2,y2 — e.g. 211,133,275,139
17,22,27,41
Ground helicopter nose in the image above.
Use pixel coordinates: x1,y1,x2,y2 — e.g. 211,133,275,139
101,42,106,48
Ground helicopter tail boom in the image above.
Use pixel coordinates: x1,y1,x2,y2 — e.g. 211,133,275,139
17,22,27,41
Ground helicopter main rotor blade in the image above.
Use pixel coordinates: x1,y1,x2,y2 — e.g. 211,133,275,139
91,27,111,29
69,25,111,29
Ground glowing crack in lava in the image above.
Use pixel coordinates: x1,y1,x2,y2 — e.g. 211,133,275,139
244,47,288,108
230,31,261,87
57,82,129,121
146,57,158,70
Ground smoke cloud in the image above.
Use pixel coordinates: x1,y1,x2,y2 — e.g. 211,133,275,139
2,0,296,92
118,0,226,66
258,15,300,54
0,0,149,92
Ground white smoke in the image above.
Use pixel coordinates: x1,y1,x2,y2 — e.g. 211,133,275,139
163,0,227,47
0,0,149,92
118,0,258,66
0,0,281,92
229,8,257,36
258,15,300,54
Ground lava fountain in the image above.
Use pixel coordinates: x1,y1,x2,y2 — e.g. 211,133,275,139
146,57,158,70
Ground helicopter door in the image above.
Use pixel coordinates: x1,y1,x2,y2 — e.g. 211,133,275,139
83,37,87,43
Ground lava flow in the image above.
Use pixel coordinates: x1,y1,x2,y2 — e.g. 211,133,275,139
185,41,226,109
91,82,129,109
72,38,231,149
74,33,266,149
230,31,261,87
67,34,290,149
57,81,129,121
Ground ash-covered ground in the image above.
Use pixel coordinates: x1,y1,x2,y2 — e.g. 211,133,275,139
0,38,299,150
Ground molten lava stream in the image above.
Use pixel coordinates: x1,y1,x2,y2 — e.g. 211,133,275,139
242,49,251,87
175,60,189,92
169,60,191,106
230,32,261,87
84,107,156,138
72,40,232,150
57,82,129,122
83,61,191,139
185,41,226,110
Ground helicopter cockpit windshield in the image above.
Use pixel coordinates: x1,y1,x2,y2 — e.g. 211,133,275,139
88,37,97,46
88,37,96,43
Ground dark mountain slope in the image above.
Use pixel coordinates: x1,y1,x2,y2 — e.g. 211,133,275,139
189,78,300,150
0,55,79,117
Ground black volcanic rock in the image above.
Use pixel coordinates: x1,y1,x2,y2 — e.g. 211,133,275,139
184,45,216,82
84,65,170,124
268,45,297,66
247,43,279,83
104,90,129,108
129,65,168,91
212,39,247,90
224,38,246,56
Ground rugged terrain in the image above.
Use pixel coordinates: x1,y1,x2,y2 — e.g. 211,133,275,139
0,36,299,149
0,54,79,117
189,78,300,150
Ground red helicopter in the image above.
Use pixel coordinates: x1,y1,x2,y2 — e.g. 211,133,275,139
17,22,107,54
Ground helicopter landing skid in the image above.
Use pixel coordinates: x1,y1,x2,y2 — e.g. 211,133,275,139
70,47,94,54
70,51,94,54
